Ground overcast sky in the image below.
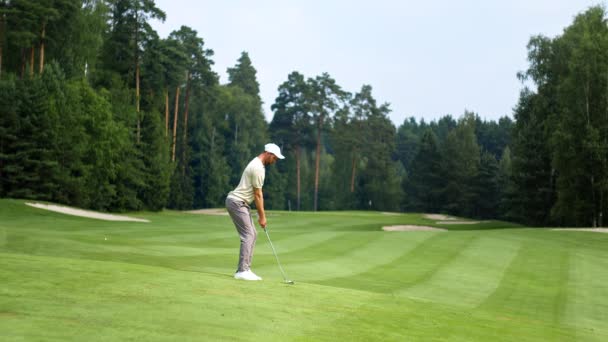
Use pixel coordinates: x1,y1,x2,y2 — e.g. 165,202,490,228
151,0,602,125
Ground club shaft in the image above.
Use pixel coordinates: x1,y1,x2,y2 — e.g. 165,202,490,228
264,229,289,280
250,215,291,282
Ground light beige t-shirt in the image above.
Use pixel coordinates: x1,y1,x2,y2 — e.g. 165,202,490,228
227,157,265,204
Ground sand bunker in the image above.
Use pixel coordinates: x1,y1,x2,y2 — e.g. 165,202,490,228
382,225,447,232
424,214,457,221
552,228,608,233
423,214,480,225
25,202,149,222
184,208,228,216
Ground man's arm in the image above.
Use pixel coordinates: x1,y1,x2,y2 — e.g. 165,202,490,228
253,187,266,228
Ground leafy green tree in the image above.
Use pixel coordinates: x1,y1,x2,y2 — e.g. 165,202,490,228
167,26,216,157
52,0,109,79
475,114,514,159
471,150,500,219
0,75,20,195
549,7,608,226
138,107,172,210
4,74,56,199
3,0,38,77
308,72,348,211
405,129,443,213
102,76,146,211
223,54,267,192
100,0,165,142
78,82,123,210
40,63,88,205
330,105,357,209
270,71,313,210
227,87,267,183
32,0,79,74
441,113,480,217
0,1,7,78
196,103,231,208
160,26,217,209
509,89,555,225
227,51,260,101
359,108,403,211
497,146,513,220
428,115,456,145
395,117,421,171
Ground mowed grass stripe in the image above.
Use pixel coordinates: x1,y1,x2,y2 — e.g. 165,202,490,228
397,235,521,308
267,231,381,263
477,240,571,338
252,230,347,255
256,232,436,281
564,250,608,340
253,232,386,280
10,233,233,258
0,252,388,341
317,231,477,293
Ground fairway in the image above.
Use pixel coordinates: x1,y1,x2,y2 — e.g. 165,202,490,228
1,199,607,341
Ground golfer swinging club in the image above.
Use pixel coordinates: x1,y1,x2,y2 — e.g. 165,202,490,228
226,143,284,281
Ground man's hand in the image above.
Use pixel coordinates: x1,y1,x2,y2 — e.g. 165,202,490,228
258,215,267,229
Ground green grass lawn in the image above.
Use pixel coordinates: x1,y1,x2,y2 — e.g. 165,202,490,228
1,199,607,341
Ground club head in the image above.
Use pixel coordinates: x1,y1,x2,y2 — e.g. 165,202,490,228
285,280,295,285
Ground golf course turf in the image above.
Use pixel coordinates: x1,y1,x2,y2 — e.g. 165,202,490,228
1,199,607,341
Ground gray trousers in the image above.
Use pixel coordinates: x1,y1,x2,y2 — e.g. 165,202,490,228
226,197,257,273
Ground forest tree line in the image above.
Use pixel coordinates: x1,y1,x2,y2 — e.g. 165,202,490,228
0,1,606,227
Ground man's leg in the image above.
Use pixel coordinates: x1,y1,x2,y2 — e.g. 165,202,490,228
226,197,257,272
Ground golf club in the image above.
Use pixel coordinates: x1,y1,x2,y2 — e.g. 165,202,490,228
249,214,294,284
263,226,294,285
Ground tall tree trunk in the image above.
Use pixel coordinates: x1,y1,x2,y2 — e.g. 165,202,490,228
600,189,604,227
350,153,357,193
134,7,140,143
586,81,595,226
314,115,323,211
165,89,169,137
29,47,34,76
0,135,3,184
183,73,191,144
296,144,301,210
234,123,238,144
172,86,180,162
39,22,46,74
181,74,192,174
602,70,608,228
592,175,597,227
0,13,4,79
210,126,215,151
20,48,26,78
135,63,140,143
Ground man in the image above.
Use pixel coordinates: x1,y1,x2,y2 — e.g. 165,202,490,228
226,143,285,281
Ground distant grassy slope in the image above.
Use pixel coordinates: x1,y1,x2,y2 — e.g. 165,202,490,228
1,199,606,341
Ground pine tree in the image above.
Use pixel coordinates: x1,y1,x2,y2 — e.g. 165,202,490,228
308,73,348,211
440,113,480,217
406,130,443,213
0,75,19,196
509,90,555,226
270,71,313,210
472,150,500,219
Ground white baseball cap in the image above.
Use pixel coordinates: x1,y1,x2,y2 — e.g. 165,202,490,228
265,143,285,159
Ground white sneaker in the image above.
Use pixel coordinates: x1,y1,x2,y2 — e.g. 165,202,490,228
234,270,262,281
